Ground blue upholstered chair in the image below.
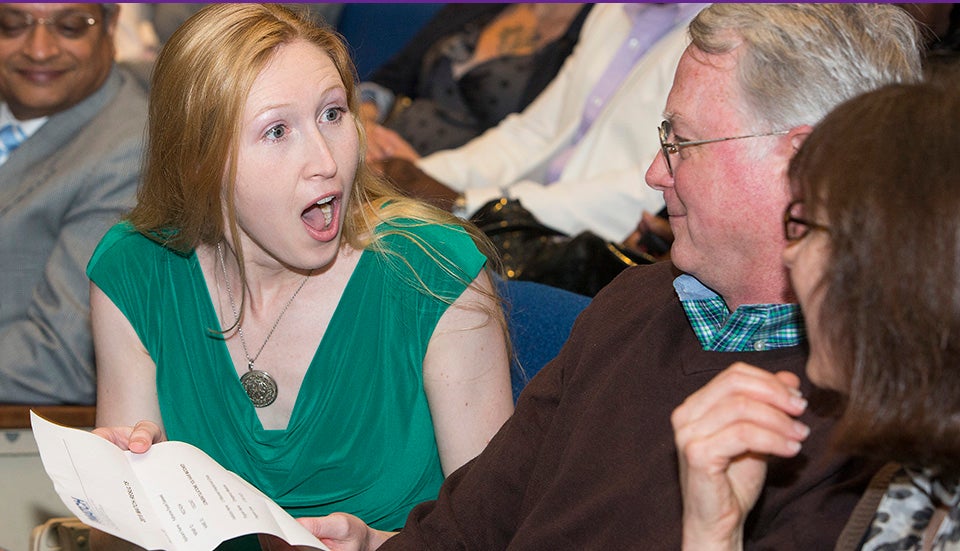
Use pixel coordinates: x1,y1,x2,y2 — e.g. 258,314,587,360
336,4,446,80
494,276,592,402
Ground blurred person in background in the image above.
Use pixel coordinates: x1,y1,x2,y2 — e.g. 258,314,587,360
0,2,146,404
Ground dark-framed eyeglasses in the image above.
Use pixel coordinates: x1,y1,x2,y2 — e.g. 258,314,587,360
657,120,789,177
783,199,831,242
0,8,99,40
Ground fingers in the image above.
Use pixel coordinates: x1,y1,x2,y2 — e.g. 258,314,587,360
679,412,806,471
365,124,421,164
297,515,336,538
675,392,809,453
379,132,420,162
622,229,643,251
773,369,801,390
365,126,389,163
298,513,395,551
672,363,810,463
91,421,164,454
128,420,163,453
298,514,358,547
641,210,673,240
638,210,654,233
674,363,806,423
91,426,128,448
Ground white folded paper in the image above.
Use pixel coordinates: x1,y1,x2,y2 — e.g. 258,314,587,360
30,411,329,551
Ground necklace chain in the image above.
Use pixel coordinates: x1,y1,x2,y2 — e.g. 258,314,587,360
216,242,311,369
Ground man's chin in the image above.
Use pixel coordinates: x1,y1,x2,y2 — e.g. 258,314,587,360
6,95,72,119
668,240,693,272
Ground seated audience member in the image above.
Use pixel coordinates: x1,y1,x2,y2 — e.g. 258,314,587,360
673,80,960,551
623,2,948,265
287,4,922,550
88,4,512,549
379,3,705,243
359,3,592,161
377,3,705,296
0,3,146,404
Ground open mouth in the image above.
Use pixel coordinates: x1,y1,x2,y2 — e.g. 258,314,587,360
302,195,337,232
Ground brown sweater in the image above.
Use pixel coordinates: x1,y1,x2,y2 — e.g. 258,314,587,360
385,262,878,550
834,463,902,551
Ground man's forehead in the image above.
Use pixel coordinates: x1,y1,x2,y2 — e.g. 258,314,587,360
664,47,744,132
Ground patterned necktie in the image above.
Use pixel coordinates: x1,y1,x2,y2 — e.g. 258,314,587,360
0,123,27,165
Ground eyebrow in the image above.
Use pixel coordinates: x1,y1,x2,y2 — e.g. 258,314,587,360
663,112,689,130
251,102,293,121
249,84,348,119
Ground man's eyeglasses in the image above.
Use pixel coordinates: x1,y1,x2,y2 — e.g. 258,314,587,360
783,199,831,242
657,120,789,177
0,9,99,40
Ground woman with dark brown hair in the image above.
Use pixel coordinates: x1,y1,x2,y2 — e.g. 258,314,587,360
673,80,960,550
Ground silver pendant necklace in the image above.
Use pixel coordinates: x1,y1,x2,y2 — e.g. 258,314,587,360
217,242,311,408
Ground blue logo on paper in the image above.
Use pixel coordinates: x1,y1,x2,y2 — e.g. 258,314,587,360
73,497,100,523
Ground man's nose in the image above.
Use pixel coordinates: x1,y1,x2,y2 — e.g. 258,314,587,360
645,150,673,191
22,22,63,61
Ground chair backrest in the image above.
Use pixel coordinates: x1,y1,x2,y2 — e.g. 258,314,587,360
336,3,446,80
30,517,89,551
495,276,591,402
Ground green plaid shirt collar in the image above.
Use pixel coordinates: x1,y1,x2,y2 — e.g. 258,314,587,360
674,274,805,352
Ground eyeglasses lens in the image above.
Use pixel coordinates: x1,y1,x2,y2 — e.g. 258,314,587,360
659,121,674,176
784,201,807,241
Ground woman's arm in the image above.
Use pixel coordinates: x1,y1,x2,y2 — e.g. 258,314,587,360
89,281,165,440
422,270,514,476
88,281,166,548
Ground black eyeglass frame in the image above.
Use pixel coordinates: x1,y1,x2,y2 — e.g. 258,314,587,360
657,120,789,177
0,9,100,40
783,199,831,242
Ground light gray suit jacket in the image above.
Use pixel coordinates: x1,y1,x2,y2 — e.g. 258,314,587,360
0,65,148,404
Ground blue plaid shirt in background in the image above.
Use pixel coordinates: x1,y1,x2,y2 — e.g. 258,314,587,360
673,274,805,352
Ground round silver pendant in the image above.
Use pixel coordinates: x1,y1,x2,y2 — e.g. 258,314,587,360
240,369,278,408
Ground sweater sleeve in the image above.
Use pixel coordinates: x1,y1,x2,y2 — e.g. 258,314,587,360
382,331,568,549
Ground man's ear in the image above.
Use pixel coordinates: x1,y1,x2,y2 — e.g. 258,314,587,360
788,124,814,153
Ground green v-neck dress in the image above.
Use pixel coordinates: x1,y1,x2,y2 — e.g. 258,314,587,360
87,219,486,535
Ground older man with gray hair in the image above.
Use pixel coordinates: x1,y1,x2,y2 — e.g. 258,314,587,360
0,3,147,404
257,4,926,549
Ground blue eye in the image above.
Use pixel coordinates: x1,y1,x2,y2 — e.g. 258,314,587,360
320,107,345,124
265,124,287,140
